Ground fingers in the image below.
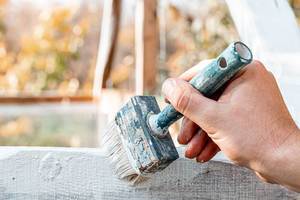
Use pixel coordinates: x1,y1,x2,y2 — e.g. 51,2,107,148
179,118,219,161
185,129,209,159
183,128,220,162
178,118,199,144
162,78,221,132
196,140,220,162
179,59,213,81
170,59,221,164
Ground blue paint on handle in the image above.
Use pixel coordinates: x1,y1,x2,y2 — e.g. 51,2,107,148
149,42,253,136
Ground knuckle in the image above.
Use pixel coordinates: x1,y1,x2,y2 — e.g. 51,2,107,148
247,60,267,75
252,60,265,68
254,61,268,73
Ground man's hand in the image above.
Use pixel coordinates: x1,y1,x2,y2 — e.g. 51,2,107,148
162,60,300,191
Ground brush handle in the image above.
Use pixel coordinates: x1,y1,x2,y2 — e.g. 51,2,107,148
149,41,253,137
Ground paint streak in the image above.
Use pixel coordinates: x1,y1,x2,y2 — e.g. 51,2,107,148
38,153,62,181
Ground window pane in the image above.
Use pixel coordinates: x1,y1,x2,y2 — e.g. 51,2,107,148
0,0,104,147
0,103,98,147
0,0,102,96
158,0,238,84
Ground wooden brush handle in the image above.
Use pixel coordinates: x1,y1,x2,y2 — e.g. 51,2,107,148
149,42,253,137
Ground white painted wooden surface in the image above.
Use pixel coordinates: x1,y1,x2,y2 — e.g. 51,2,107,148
226,0,300,55
0,147,298,200
2,1,300,200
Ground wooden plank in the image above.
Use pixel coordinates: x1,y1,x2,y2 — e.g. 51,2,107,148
93,0,121,97
0,147,298,200
0,96,93,104
135,0,158,95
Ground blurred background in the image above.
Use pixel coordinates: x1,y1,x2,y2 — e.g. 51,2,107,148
0,0,299,147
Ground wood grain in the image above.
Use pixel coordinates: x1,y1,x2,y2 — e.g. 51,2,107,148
0,147,298,200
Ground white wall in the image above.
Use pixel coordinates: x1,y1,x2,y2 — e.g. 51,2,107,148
226,0,300,126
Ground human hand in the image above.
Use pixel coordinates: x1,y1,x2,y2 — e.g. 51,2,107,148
162,60,300,189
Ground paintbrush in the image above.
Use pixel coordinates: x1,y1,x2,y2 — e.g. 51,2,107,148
102,41,253,184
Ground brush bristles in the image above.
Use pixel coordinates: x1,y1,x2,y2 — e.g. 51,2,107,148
102,121,144,184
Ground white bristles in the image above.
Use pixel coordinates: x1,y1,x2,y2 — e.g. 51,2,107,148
102,121,145,184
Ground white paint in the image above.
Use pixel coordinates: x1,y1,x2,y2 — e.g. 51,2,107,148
0,147,298,200
226,0,300,55
225,0,300,77
38,153,62,181
1,1,300,199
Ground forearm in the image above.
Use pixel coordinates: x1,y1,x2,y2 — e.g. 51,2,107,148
257,127,300,192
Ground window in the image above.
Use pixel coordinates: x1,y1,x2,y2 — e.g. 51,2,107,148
1,0,299,147
0,0,102,146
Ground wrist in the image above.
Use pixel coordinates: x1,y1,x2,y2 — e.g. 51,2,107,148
258,126,300,190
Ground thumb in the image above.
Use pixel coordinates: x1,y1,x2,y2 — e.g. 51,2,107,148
162,78,222,132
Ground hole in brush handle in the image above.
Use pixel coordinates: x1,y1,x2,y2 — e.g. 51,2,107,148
234,42,253,63
218,57,227,69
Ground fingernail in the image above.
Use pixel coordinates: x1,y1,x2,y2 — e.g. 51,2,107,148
184,149,192,159
177,131,188,144
177,135,183,144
